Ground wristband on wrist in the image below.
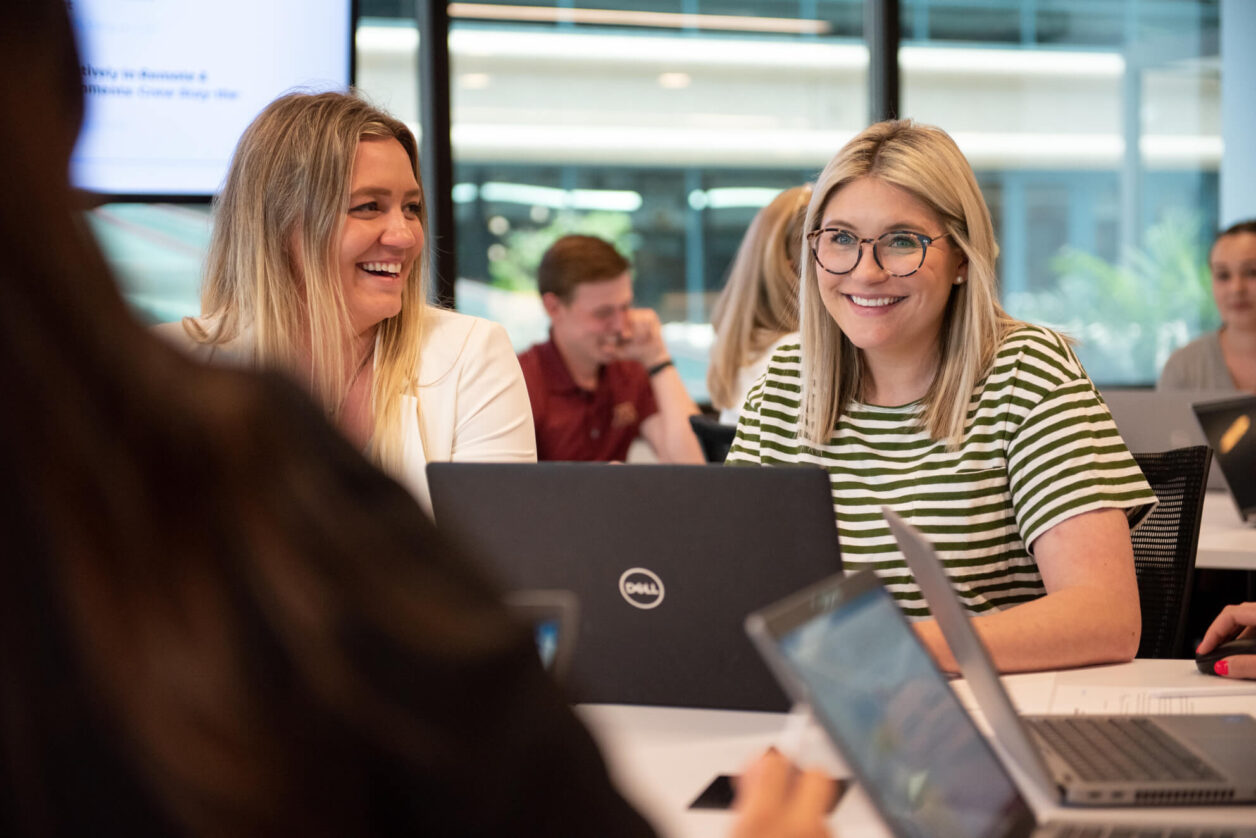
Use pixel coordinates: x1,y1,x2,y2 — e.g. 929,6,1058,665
647,359,674,377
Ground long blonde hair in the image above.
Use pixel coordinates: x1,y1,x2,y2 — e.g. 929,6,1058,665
799,119,1019,446
707,185,812,411
190,90,428,471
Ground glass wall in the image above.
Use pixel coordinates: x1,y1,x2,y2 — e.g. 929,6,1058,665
900,0,1221,384
437,0,1220,392
442,1,869,397
94,0,1223,394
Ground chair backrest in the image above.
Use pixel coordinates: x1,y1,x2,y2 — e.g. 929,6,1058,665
1130,445,1212,659
688,414,737,463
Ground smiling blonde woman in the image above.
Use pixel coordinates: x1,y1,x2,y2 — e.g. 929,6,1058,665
157,91,535,509
728,119,1157,675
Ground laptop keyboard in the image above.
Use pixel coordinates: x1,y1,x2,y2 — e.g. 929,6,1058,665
1028,717,1224,783
1045,826,1242,838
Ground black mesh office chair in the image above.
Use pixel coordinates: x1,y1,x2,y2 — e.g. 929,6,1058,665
1130,445,1212,659
689,414,737,464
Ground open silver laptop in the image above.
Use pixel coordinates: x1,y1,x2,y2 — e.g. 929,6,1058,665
1192,395,1256,524
884,506,1256,806
1101,389,1235,491
745,569,1254,838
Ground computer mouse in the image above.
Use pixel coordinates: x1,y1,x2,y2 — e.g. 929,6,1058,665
1195,636,1256,675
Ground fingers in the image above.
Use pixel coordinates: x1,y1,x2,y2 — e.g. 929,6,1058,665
626,309,662,344
730,750,834,838
1214,654,1256,680
1197,603,1256,654
734,749,792,819
789,769,838,826
617,308,667,364
627,307,661,332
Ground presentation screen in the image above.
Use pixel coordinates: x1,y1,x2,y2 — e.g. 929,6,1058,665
70,0,354,199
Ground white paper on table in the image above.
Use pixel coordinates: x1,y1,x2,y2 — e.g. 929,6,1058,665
1033,659,1256,715
1045,684,1256,715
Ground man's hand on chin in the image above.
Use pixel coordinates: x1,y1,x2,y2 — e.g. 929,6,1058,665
614,309,668,367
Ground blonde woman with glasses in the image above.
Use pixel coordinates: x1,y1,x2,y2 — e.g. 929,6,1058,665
707,185,811,424
727,120,1156,674
158,92,536,510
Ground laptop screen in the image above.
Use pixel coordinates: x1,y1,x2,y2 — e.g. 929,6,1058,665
768,573,1033,838
1101,389,1234,491
1193,395,1256,519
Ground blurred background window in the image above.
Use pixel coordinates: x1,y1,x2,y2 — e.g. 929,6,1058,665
899,0,1222,385
93,0,1227,396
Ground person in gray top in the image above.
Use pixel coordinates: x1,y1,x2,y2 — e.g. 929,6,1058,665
1158,219,1256,393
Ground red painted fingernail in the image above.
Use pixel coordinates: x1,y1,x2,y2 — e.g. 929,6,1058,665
1215,659,1229,676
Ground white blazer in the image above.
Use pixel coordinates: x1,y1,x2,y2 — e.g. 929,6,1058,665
155,307,537,513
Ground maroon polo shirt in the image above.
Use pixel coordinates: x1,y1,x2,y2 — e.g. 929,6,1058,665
518,337,658,461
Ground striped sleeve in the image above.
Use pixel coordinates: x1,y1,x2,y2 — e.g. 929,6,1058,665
726,342,802,467
726,381,763,466
720,326,1155,619
998,330,1157,549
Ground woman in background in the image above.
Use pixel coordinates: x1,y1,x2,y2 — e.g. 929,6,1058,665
1158,219,1256,393
0,2,831,835
158,91,535,511
728,120,1155,674
708,185,812,423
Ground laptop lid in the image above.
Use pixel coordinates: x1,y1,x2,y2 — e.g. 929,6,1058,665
427,463,841,711
1101,389,1234,491
882,507,1061,802
1192,395,1256,522
885,507,1256,806
745,569,1038,838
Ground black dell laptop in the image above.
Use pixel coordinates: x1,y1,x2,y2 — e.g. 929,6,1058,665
1193,395,1256,524
427,463,841,711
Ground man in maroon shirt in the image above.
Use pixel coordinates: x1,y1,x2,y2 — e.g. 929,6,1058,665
517,235,704,462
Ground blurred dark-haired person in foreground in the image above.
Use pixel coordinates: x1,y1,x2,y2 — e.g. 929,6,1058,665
0,2,831,837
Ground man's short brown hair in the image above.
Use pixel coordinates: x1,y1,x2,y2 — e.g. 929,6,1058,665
537,234,630,301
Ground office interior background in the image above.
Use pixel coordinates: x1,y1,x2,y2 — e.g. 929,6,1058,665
92,0,1254,400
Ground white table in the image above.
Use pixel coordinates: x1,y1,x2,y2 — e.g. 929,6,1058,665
1196,490,1256,571
578,660,1256,838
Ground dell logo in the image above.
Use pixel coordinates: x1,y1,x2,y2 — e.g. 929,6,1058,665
619,567,665,609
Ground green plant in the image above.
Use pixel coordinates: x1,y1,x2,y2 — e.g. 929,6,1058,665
1006,209,1217,383
487,211,638,291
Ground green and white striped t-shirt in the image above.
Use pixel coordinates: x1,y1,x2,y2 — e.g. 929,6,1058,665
726,324,1156,619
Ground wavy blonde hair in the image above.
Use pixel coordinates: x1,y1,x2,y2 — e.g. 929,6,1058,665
188,90,428,472
707,185,812,412
799,119,1020,447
